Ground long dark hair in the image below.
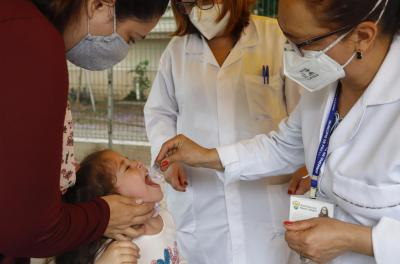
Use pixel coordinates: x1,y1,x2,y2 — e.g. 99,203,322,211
32,0,169,33
56,150,116,264
305,0,400,36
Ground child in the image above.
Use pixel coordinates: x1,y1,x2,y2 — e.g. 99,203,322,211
56,150,183,264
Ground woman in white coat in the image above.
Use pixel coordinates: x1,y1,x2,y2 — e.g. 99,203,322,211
144,0,306,263
154,0,400,263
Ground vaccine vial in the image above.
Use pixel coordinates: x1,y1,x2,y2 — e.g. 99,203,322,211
148,164,165,184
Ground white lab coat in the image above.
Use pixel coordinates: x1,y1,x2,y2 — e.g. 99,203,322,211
145,16,301,264
217,35,400,264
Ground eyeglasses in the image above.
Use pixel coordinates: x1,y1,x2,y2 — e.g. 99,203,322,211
173,0,215,15
295,25,353,49
285,24,353,56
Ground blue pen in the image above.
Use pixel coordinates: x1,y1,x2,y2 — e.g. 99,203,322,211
262,65,270,85
262,65,266,84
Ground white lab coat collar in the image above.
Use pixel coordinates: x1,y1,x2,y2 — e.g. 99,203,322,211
319,35,400,155
238,17,260,49
185,34,203,55
184,16,260,68
364,34,400,106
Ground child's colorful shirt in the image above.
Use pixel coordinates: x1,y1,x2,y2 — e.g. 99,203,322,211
134,209,184,264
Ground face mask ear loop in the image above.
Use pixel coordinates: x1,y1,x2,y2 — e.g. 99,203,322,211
340,0,388,69
375,0,389,25
113,6,117,33
342,52,356,68
87,14,91,35
322,30,352,54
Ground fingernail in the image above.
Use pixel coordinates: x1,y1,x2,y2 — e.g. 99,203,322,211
288,190,293,195
283,221,293,225
136,199,143,205
161,160,169,168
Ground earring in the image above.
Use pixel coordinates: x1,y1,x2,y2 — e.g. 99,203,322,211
356,50,363,60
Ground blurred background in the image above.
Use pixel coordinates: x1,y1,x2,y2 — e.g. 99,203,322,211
69,0,278,164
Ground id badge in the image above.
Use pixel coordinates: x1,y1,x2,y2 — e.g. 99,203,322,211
289,195,335,221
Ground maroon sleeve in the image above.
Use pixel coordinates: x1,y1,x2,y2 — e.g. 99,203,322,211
0,12,110,258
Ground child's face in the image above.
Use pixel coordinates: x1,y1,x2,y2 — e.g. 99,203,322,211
104,151,163,203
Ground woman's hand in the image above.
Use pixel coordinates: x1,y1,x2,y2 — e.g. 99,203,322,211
155,134,223,171
95,241,140,264
102,195,155,241
284,218,373,263
287,167,310,195
164,162,188,192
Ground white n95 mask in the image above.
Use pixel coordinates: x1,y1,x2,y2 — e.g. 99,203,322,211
283,34,355,93
283,0,389,92
189,4,230,40
66,7,129,71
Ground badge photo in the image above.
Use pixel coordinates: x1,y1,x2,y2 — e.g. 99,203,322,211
289,195,335,222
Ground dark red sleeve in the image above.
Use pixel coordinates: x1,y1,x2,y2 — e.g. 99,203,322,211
0,11,110,258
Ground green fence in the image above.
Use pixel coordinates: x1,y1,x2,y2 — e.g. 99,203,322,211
255,0,278,17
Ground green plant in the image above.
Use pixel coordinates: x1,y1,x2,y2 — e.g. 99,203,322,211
124,60,151,101
255,0,278,17
135,60,151,92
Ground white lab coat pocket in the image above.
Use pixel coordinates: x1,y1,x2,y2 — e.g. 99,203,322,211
244,74,286,122
333,173,400,219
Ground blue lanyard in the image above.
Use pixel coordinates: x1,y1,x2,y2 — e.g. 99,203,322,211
310,87,340,198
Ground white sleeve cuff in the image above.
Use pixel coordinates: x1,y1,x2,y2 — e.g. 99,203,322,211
217,144,239,167
372,216,400,264
216,144,242,184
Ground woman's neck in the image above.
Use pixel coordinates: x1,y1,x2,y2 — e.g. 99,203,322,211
143,214,163,236
207,34,235,66
341,36,391,93
338,36,391,117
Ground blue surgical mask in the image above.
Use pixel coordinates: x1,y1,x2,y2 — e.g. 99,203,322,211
66,7,129,71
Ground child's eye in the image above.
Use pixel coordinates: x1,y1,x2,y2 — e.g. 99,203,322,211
125,165,130,171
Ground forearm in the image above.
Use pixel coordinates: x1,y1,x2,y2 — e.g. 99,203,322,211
29,200,109,257
0,192,109,257
345,223,373,257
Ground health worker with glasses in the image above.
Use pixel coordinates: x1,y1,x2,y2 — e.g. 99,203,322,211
154,0,400,263
144,0,306,263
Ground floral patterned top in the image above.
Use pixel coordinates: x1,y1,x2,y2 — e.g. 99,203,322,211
60,102,76,194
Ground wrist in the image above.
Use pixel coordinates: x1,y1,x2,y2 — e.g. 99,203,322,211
201,148,223,170
345,223,373,256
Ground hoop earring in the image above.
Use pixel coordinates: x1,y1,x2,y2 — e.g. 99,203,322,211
356,51,363,60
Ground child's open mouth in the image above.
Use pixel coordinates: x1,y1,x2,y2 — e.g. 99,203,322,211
145,174,160,187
